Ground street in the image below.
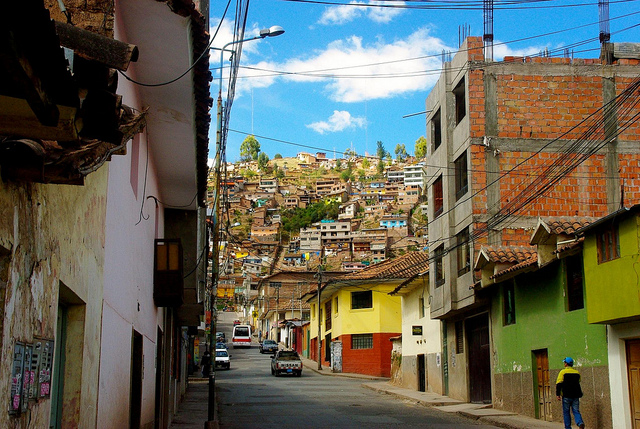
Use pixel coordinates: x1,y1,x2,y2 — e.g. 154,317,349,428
214,312,499,429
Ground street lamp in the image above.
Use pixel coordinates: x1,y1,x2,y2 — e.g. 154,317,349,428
208,25,284,422
216,26,285,97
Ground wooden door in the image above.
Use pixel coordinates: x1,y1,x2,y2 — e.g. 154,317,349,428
534,349,552,421
466,314,492,403
626,339,640,428
418,354,426,392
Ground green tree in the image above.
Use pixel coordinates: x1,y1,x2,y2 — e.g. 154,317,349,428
343,148,357,158
340,167,354,182
377,159,385,175
395,144,408,161
241,169,257,179
414,136,427,159
335,158,342,170
257,152,269,170
274,153,283,159
240,135,260,161
376,141,388,160
362,158,370,169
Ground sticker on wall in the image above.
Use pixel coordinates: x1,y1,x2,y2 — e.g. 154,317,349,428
21,344,33,413
9,342,25,414
38,340,54,399
436,352,441,367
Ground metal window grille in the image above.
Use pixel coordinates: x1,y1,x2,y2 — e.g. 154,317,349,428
351,334,373,349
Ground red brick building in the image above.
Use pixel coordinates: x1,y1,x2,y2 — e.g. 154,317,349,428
425,36,640,410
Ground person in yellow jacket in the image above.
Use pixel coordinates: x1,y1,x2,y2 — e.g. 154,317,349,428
556,357,585,429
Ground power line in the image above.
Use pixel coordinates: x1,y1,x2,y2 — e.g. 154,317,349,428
280,0,639,11
118,0,232,87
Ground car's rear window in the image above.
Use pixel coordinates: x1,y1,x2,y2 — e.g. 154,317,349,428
216,350,228,357
264,340,276,345
234,327,249,336
278,351,299,360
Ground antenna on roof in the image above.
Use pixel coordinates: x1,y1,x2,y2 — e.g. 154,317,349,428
483,0,494,61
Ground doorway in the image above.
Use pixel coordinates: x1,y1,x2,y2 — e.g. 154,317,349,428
533,349,552,421
50,305,67,429
130,330,143,429
626,339,640,428
417,354,426,392
324,333,331,362
466,313,491,403
154,328,164,429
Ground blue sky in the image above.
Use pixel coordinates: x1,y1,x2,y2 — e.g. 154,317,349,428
208,0,639,162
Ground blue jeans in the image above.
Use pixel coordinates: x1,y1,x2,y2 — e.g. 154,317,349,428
562,397,584,429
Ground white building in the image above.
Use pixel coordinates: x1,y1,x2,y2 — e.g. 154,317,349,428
404,163,428,189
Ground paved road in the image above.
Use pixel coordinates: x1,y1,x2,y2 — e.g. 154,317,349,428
214,312,499,429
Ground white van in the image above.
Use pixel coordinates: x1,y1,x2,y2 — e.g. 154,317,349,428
232,325,252,348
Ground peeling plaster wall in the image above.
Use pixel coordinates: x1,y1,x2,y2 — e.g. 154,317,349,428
0,167,107,428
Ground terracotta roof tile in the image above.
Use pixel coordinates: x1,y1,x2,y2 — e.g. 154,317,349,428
544,218,596,235
334,251,429,282
491,254,537,279
482,246,536,264
554,236,585,254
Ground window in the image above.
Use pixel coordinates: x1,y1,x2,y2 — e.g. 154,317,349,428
419,297,425,319
456,228,470,276
597,222,620,263
503,282,516,326
455,321,464,354
351,291,373,309
433,176,443,218
431,109,442,151
454,151,468,200
351,334,373,349
434,245,445,287
334,297,339,314
325,301,332,331
453,77,466,125
566,254,584,311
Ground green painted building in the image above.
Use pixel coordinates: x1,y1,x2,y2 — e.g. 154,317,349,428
475,218,611,427
578,206,640,429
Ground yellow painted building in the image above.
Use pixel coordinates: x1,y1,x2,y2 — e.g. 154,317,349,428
308,252,429,377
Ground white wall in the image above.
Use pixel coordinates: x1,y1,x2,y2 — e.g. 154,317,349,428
97,21,164,427
608,322,640,429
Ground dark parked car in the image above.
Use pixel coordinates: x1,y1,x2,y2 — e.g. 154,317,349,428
271,350,302,377
216,342,227,350
216,332,225,342
259,339,278,354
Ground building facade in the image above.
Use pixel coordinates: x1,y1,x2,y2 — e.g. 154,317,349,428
424,36,640,405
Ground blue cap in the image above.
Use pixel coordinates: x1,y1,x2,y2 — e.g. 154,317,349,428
563,357,574,366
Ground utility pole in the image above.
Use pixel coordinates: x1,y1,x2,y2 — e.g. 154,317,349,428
316,247,324,370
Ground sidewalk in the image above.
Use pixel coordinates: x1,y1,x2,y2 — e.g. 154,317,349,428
300,357,558,429
169,377,216,429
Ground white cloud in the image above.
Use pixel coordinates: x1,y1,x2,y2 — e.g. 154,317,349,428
307,110,367,134
366,1,403,23
493,41,548,60
319,2,365,25
319,0,404,25
274,28,448,102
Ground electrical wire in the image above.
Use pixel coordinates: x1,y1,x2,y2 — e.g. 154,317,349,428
280,0,639,11
118,0,232,87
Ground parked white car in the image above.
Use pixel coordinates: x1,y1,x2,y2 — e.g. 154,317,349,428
215,348,230,370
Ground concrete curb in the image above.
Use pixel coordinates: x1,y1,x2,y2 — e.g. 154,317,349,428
361,381,559,429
